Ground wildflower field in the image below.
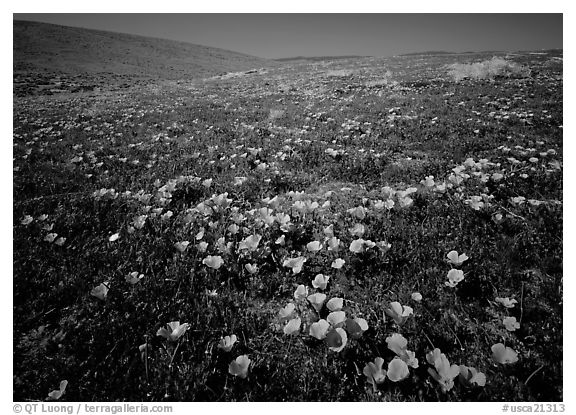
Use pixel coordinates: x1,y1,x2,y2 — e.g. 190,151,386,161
13,51,563,402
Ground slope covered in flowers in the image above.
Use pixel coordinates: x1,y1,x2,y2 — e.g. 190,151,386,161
13,51,562,401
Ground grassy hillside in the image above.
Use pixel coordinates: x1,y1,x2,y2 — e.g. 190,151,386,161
13,49,562,402
274,55,371,63
13,20,277,79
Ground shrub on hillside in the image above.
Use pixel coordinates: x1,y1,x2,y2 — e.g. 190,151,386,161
447,57,530,81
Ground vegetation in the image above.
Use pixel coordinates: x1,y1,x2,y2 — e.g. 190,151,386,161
447,57,531,81
14,20,276,79
13,47,563,402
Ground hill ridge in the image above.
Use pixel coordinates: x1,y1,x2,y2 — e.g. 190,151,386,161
14,20,277,80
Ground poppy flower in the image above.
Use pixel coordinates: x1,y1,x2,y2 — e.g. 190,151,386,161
109,233,120,242
347,206,367,220
197,241,209,253
21,215,33,225
491,343,518,364
262,195,280,208
348,223,365,237
528,199,544,207
510,196,526,205
133,215,147,229
91,283,109,301
309,319,330,340
386,333,408,356
203,255,224,269
492,213,504,224
351,238,376,253
448,173,464,186
398,196,413,208
495,297,518,308
174,241,190,253
327,311,347,327
377,240,391,252
327,237,340,251
386,333,419,368
411,292,422,302
47,380,68,400
331,258,345,269
463,157,476,168
293,200,319,214
283,317,301,335
276,213,292,231
387,358,410,382
349,239,365,253
279,302,295,320
363,357,387,387
238,234,262,252
307,293,327,312
327,297,344,311
202,178,213,188
503,316,520,332
157,321,190,342
54,237,66,246
228,224,240,235
464,196,484,210
294,284,308,300
244,263,258,274
426,348,460,392
421,176,435,187
44,233,58,243
446,250,469,266
346,317,368,339
258,207,275,226
218,334,238,352
195,202,213,216
385,301,413,325
434,183,447,193
161,211,173,221
215,237,230,254
306,240,323,252
283,256,307,274
275,235,286,245
372,200,385,210
459,365,487,387
312,274,330,290
327,327,348,352
445,269,464,288
234,176,247,186
126,271,144,285
229,355,251,379
354,317,369,332
491,172,504,182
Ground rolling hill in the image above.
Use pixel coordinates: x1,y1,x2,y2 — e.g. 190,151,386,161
274,55,371,62
13,20,277,79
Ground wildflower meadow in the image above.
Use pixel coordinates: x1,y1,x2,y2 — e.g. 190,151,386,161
13,50,562,402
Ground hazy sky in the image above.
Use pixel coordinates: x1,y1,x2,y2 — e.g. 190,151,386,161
13,14,562,59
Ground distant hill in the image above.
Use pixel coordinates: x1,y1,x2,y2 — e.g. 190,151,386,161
399,51,461,56
13,20,277,79
274,55,371,62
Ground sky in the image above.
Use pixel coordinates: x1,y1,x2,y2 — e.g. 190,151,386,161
12,13,562,59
